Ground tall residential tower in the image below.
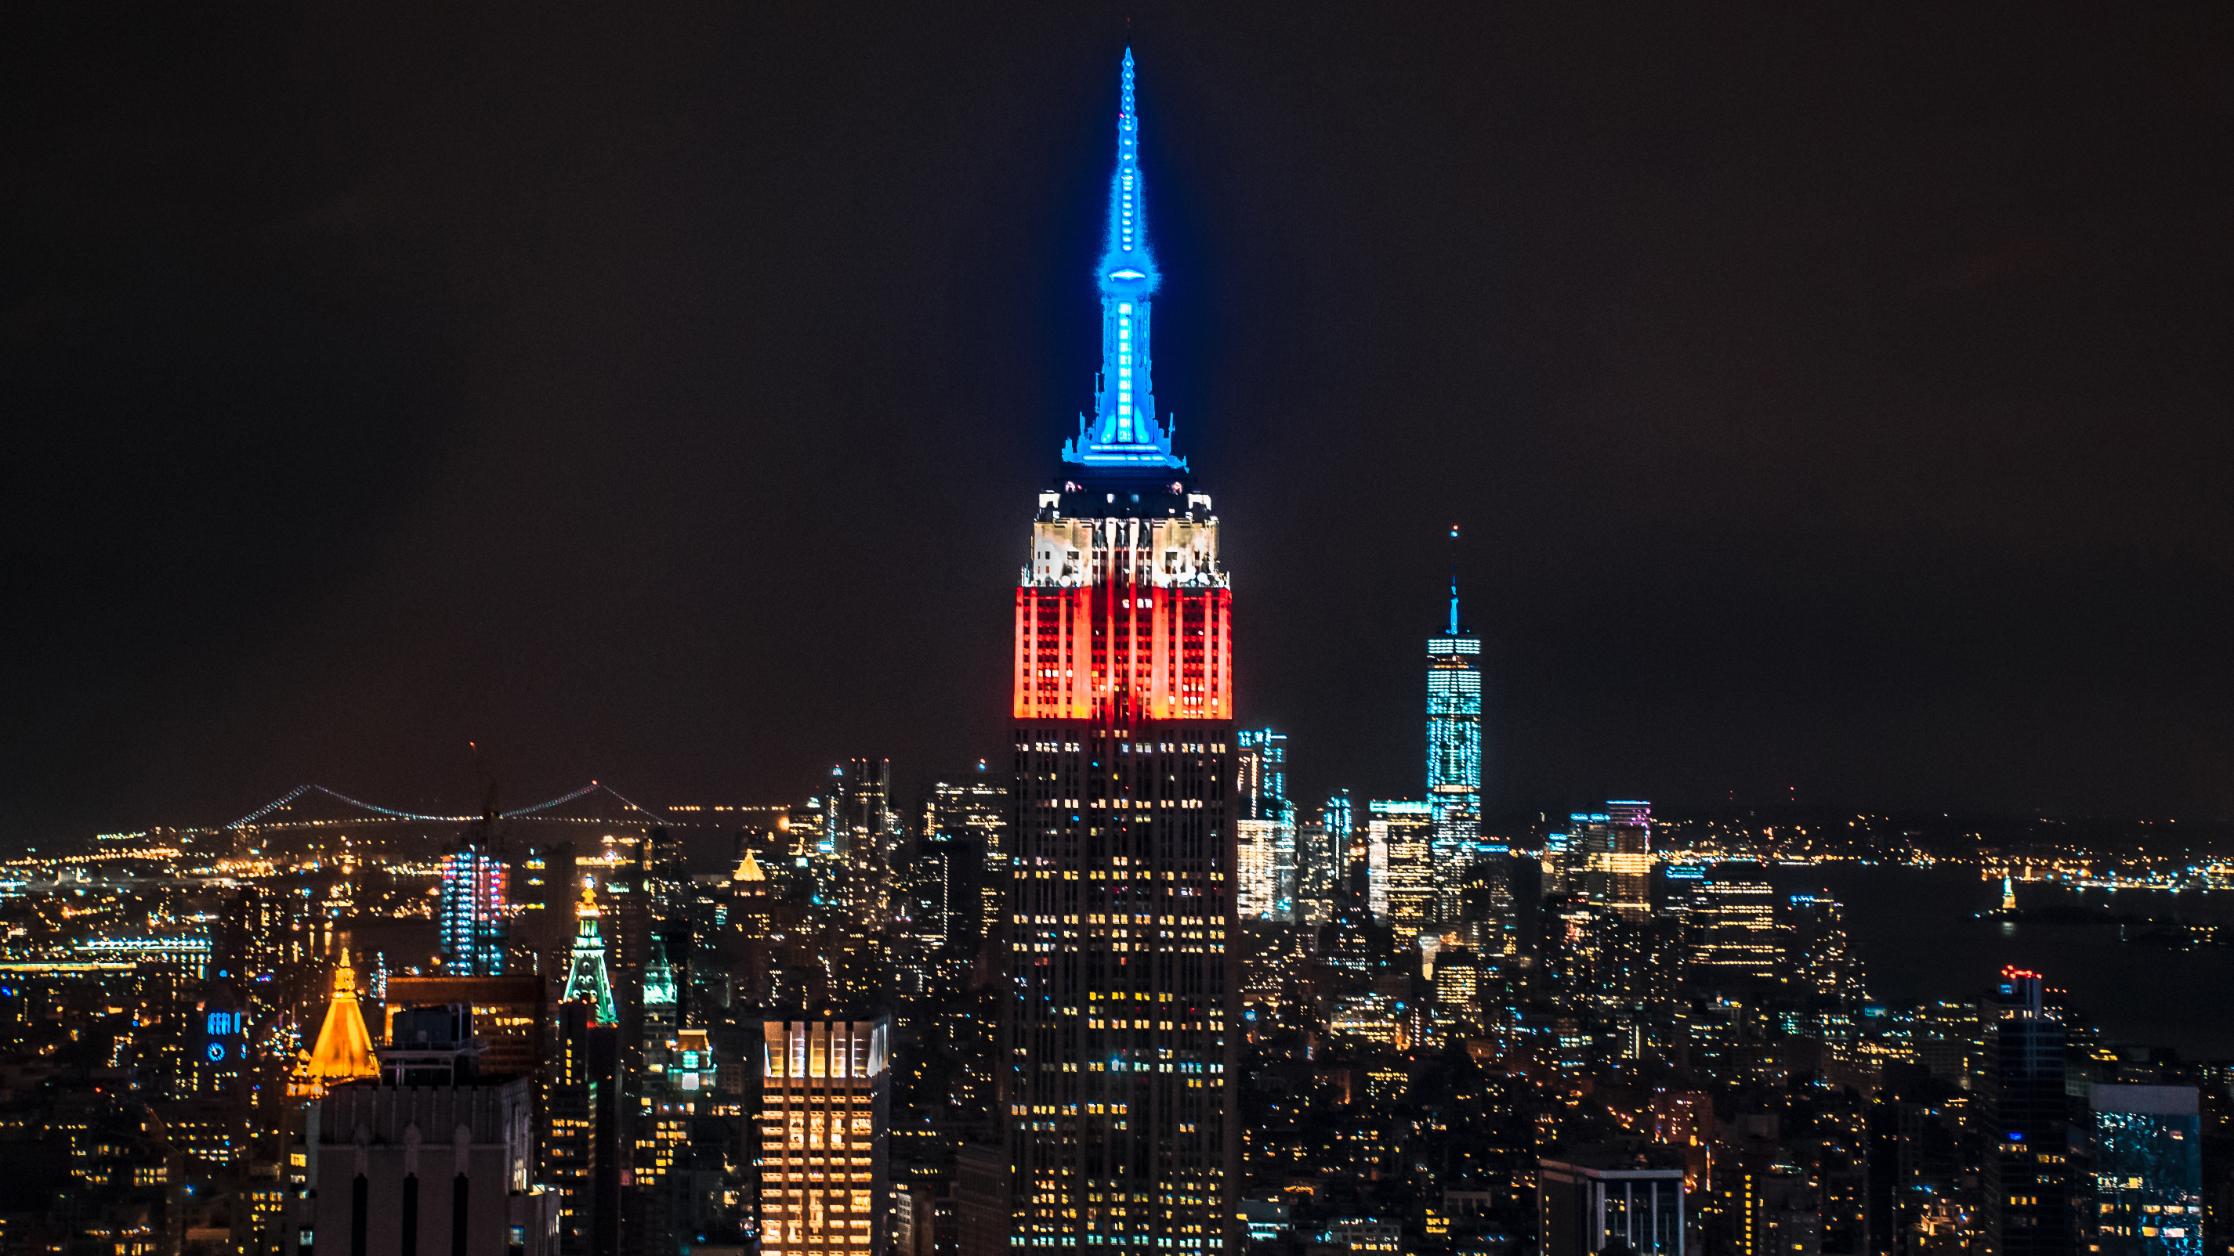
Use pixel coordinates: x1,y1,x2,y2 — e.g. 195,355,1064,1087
1004,48,1237,1253
438,843,508,976
1981,967,2073,1256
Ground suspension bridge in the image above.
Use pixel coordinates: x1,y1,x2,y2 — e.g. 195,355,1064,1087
216,780,667,832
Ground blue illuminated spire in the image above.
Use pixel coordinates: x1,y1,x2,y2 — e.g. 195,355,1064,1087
1063,48,1184,473
1098,48,1158,294
1447,524,1464,635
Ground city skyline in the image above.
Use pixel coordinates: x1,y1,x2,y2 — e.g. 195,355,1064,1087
5,23,2234,1256
9,10,2232,838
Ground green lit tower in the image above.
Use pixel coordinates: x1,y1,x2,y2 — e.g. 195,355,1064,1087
551,880,622,1254
561,881,618,1027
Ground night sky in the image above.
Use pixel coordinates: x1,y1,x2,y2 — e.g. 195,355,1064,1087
7,6,2232,842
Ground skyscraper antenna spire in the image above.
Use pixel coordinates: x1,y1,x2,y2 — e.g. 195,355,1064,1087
1063,46,1183,472
1447,523,1464,636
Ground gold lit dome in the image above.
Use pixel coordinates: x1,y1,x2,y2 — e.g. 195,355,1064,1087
287,951,380,1098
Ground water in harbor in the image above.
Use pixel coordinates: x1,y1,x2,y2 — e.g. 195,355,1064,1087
1764,862,2234,1059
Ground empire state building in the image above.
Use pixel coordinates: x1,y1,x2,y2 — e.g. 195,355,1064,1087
1002,48,1238,1253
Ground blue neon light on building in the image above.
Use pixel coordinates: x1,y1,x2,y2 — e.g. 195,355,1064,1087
438,845,507,976
1063,48,1185,472
1237,728,1292,823
1428,526,1483,864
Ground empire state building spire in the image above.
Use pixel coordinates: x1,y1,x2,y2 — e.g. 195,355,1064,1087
1009,50,1236,1251
1064,48,1183,472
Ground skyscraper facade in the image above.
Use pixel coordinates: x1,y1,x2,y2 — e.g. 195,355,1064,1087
1539,1150,1688,1256
1236,730,1294,920
2089,1084,2202,1256
921,765,1010,958
439,844,508,976
758,1018,891,1256
818,759,898,1008
1236,817,1280,921
1004,49,1237,1253
1367,799,1435,943
286,1074,558,1256
1692,864,1781,991
1427,528,1483,862
1574,802,1653,923
1981,968,2073,1256
1323,790,1356,892
1237,728,1290,821
1602,800,1654,921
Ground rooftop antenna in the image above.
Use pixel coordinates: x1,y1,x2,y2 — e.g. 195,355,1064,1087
1446,523,1463,636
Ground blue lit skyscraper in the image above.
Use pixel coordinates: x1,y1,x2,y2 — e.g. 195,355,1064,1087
1428,526,1484,910
1238,729,1296,919
1322,789,1359,910
438,844,507,975
1237,728,1289,821
1324,790,1355,863
2090,1084,2203,1256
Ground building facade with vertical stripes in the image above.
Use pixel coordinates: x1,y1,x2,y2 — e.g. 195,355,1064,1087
758,1018,891,1256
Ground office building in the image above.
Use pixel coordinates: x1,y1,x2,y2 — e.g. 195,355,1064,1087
286,1064,558,1256
1323,790,1357,893
826,758,896,935
759,1018,891,1256
1600,802,1654,922
1540,1147,1688,1256
1542,828,1575,897
630,1018,720,1256
2089,1084,2201,1256
1237,818,1281,921
1238,728,1297,921
1367,800,1435,944
818,759,897,1005
383,974,547,1081
1568,805,1653,922
1293,819,1337,926
1237,728,1290,822
519,842,579,975
1428,942,1482,1044
1004,48,1236,1252
1981,967,2072,1256
1692,864,1781,990
561,883,619,1029
921,766,1010,958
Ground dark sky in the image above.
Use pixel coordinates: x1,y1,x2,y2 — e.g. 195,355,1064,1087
6,6,2232,842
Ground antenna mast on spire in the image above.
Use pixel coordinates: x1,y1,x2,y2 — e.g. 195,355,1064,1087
1447,524,1464,636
